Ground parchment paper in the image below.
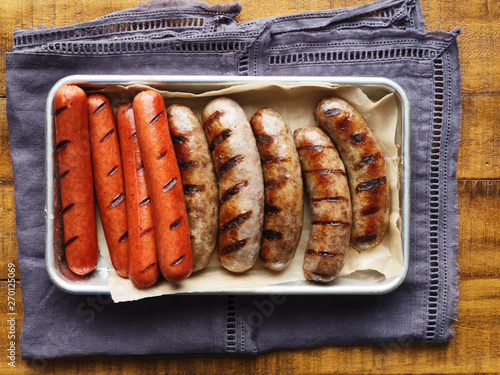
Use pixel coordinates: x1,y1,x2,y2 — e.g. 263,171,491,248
98,82,402,302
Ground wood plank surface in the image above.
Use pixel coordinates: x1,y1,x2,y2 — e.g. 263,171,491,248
0,278,498,374
1,0,499,374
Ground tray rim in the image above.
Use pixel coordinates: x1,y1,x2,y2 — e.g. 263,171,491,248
45,74,411,296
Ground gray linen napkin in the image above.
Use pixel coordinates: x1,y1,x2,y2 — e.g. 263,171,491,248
5,0,460,359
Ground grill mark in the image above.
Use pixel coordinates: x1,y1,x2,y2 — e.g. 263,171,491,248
324,108,342,117
170,216,182,231
358,153,377,169
178,160,199,170
56,140,71,153
55,106,68,116
361,205,381,216
163,178,177,192
261,155,290,164
118,231,128,243
137,161,144,173
107,165,119,177
305,169,345,176
306,249,336,258
220,211,252,233
183,184,206,194
100,129,114,143
338,116,352,131
205,110,223,129
312,220,350,227
172,255,185,267
158,149,168,160
149,111,164,126
220,239,248,256
172,135,188,144
139,197,151,207
217,155,243,179
350,133,366,144
122,104,133,113
92,101,107,115
356,234,377,244
220,181,248,206
130,131,138,139
109,193,125,208
266,175,288,190
139,262,156,273
264,204,282,216
62,203,75,215
59,170,70,179
297,145,334,151
311,196,349,203
64,236,79,247
253,132,274,144
263,230,283,241
356,176,387,192
140,227,153,237
209,128,231,152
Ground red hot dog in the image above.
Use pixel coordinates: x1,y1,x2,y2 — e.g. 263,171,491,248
116,103,159,289
87,94,129,278
133,90,193,282
54,85,98,276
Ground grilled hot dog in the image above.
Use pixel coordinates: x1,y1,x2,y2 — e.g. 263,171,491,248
88,94,129,278
202,97,264,273
116,103,159,289
167,104,218,272
314,97,390,251
294,126,351,283
54,85,98,276
133,90,193,282
250,108,303,271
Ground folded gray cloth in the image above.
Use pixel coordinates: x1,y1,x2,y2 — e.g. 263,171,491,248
6,0,460,359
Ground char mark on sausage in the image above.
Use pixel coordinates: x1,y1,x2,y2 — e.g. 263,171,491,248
149,111,164,126
162,178,177,193
216,155,244,180
220,211,253,233
220,181,248,206
62,203,75,215
220,239,248,256
356,176,387,192
183,184,206,194
107,165,119,177
56,140,70,153
209,129,232,152
109,193,125,209
55,106,68,116
92,101,107,115
118,231,128,243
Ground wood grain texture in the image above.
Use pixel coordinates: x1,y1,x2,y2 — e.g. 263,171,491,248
0,0,499,374
0,278,498,374
0,100,13,181
458,95,500,179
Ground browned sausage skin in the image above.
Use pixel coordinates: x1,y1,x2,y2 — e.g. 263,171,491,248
250,108,303,271
294,126,351,283
202,97,264,273
54,85,98,276
314,97,390,251
167,104,218,272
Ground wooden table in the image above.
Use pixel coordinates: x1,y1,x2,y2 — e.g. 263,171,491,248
1,0,499,373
